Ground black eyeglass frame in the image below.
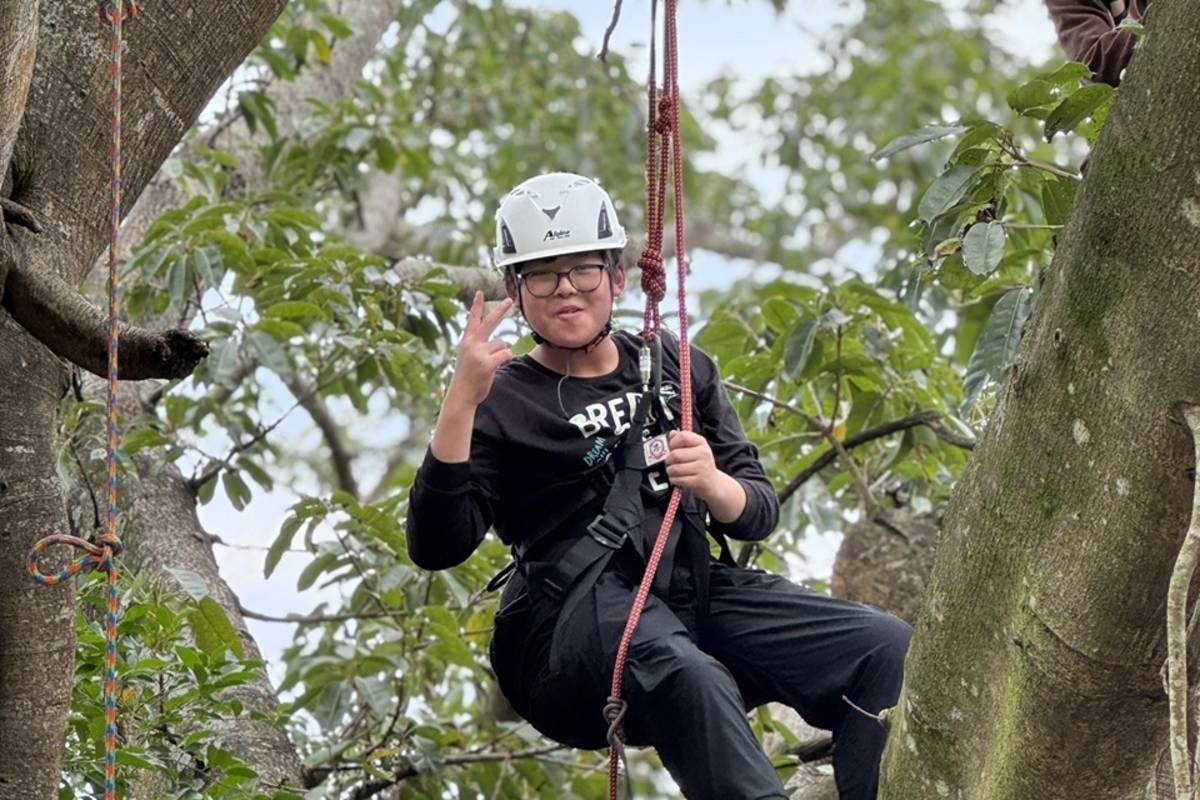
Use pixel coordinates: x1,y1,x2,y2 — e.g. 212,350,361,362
515,263,609,298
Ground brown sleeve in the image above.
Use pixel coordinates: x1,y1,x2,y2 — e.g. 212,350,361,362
1044,0,1140,86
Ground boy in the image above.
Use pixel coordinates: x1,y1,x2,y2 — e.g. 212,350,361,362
406,172,910,799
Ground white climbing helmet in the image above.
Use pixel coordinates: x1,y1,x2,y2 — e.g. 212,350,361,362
493,172,627,269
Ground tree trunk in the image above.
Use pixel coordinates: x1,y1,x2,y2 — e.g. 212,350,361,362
122,426,306,789
0,0,286,792
880,4,1200,798
0,310,71,797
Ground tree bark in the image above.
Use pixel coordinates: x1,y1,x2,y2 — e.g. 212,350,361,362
0,310,72,798
880,4,1200,798
0,0,37,188
0,1,287,792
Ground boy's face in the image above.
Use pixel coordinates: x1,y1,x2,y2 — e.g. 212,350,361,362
508,251,626,348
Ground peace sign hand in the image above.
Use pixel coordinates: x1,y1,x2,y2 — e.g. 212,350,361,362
446,291,516,408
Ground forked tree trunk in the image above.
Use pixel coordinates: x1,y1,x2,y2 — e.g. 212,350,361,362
881,4,1200,798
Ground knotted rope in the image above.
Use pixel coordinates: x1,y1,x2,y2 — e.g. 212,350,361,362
28,3,136,798
606,1,692,797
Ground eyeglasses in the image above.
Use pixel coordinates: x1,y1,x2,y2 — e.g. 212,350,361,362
517,264,606,298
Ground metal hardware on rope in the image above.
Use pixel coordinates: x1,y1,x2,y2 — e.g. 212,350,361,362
608,0,691,797
28,4,132,799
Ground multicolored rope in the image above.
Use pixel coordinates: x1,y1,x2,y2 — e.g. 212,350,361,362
28,4,135,799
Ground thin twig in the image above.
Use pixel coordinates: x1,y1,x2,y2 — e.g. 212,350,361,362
1002,223,1064,231
599,0,624,63
842,694,891,727
238,605,399,624
188,354,369,494
1167,405,1200,799
346,745,566,800
776,410,972,507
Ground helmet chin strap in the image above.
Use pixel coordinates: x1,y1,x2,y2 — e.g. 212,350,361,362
514,269,617,355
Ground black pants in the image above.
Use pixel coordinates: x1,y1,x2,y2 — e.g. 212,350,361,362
491,552,912,800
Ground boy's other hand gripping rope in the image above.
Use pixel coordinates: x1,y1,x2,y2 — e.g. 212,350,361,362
606,1,691,798
28,4,135,799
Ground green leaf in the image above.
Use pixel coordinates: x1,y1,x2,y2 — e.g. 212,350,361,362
263,301,327,322
120,427,173,456
189,596,245,658
761,297,798,333
962,221,1006,276
223,470,253,511
248,330,291,374
962,288,1034,410
871,125,967,161
321,14,354,39
1044,83,1115,141
265,516,302,579
193,246,218,287
918,165,980,222
115,750,163,771
354,676,393,718
207,338,240,385
168,256,190,308
1042,178,1078,227
1006,79,1057,114
1038,61,1092,86
783,320,819,379
256,318,307,341
166,566,210,601
297,552,340,592
1116,17,1145,37
309,31,333,65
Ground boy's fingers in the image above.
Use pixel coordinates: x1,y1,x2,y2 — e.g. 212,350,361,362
481,297,515,336
465,291,483,335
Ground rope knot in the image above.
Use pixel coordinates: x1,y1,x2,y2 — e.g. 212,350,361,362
28,533,122,585
603,696,629,748
655,96,677,130
638,250,667,303
96,532,125,559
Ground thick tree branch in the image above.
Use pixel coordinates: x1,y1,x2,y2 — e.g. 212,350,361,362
284,376,359,500
1,235,208,379
122,0,406,252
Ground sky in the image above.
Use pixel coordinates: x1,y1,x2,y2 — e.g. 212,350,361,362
198,0,1062,687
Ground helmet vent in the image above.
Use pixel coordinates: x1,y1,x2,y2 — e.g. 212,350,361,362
541,206,561,221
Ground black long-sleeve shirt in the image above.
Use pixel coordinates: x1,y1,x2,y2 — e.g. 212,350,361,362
406,330,778,571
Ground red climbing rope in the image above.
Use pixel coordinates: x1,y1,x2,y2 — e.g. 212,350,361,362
27,4,136,799
605,1,691,797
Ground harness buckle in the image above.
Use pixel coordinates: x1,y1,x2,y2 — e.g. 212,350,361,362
586,514,629,550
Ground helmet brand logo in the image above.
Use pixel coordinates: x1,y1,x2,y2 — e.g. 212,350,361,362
543,229,571,241
598,207,612,239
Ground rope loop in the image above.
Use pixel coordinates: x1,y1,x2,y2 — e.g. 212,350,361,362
28,533,122,586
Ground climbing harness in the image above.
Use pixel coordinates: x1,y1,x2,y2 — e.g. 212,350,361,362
604,0,693,796
27,3,136,799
